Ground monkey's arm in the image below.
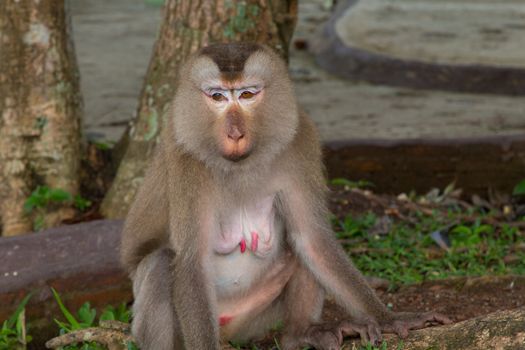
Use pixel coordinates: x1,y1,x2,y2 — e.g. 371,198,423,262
279,114,391,325
280,182,389,318
170,231,221,350
280,182,450,344
163,151,221,350
120,149,169,273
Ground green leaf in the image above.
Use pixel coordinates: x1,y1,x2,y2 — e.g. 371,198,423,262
127,341,140,350
53,319,71,333
115,303,131,323
451,225,471,236
77,302,96,326
100,303,130,323
6,294,31,329
74,195,92,211
473,224,494,236
51,288,81,330
330,178,374,189
331,178,352,186
93,141,114,151
99,308,115,322
22,199,36,214
513,179,525,196
48,189,73,202
15,309,24,343
34,215,45,231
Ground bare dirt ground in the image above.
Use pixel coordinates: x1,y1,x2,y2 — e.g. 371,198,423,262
227,276,525,349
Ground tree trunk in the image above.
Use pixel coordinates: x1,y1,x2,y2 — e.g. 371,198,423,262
101,0,298,218
0,0,82,236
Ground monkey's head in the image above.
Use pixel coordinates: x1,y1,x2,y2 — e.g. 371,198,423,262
172,42,299,172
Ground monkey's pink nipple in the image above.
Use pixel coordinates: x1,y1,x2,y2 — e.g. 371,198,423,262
219,315,233,326
239,238,247,253
251,231,259,252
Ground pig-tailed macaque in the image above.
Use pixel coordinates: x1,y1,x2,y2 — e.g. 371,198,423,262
121,42,451,350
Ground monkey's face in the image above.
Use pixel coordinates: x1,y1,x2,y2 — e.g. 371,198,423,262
200,81,262,162
173,44,299,171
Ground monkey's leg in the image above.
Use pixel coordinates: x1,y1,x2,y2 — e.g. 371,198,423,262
225,297,285,343
131,248,183,350
221,254,298,342
280,265,348,350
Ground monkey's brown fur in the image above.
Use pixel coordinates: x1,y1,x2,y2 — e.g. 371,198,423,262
121,43,450,350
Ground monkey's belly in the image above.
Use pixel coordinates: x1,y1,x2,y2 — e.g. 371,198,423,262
212,195,284,296
212,244,282,297
213,246,295,337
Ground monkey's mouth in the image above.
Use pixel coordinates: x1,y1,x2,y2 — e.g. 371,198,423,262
220,138,253,162
223,151,251,162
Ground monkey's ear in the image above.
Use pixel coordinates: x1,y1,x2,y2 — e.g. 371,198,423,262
243,50,279,83
189,56,221,88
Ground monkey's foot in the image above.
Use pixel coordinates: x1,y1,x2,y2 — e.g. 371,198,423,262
381,311,452,338
281,322,360,350
333,311,451,346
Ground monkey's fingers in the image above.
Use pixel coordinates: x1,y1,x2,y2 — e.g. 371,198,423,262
338,320,382,347
384,311,453,338
401,311,452,328
430,312,453,325
302,324,342,350
365,323,382,347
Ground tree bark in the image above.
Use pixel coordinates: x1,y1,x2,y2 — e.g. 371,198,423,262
342,307,525,350
101,0,298,218
0,0,82,236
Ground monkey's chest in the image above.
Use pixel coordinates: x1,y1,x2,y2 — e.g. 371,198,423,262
211,195,284,296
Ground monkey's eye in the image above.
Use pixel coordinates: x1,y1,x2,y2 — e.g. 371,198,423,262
211,92,227,102
240,91,255,99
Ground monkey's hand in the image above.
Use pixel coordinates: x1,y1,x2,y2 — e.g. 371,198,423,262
336,311,451,346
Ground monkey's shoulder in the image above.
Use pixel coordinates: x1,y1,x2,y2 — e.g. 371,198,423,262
293,111,322,158
278,111,324,177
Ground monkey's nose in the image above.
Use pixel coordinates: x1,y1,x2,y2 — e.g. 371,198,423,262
228,127,244,142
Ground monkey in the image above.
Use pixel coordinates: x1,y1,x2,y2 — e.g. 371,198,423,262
120,42,451,350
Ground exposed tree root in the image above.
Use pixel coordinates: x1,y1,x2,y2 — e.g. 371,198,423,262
343,306,525,350
45,321,133,350
46,308,525,350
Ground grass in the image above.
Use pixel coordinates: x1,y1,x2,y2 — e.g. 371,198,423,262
335,209,525,286
50,288,135,350
0,294,31,350
24,186,91,231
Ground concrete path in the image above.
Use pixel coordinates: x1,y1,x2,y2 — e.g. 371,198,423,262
70,0,159,141
69,0,525,194
335,0,525,67
293,50,525,141
71,0,525,142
